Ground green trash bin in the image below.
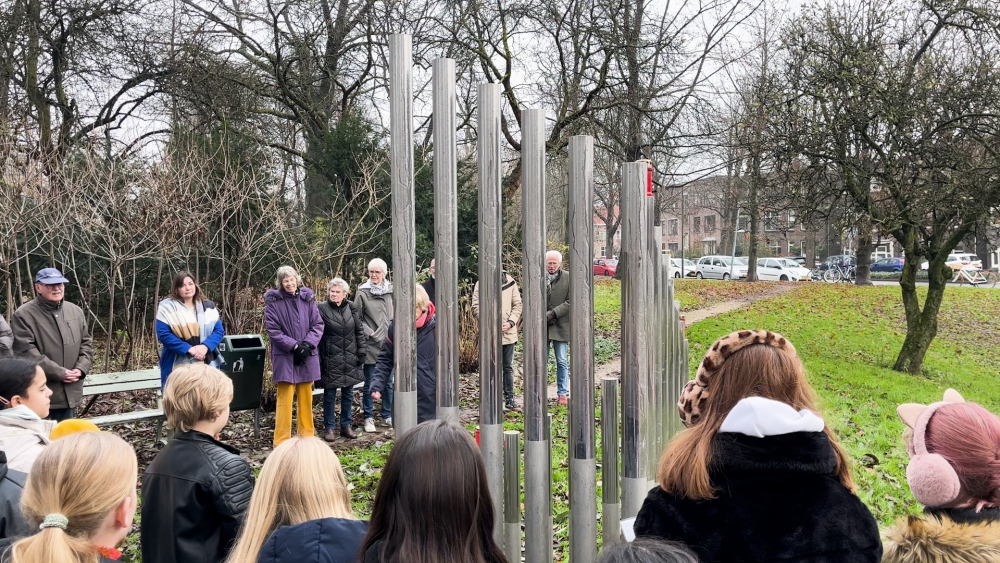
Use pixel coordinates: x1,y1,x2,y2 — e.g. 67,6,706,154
219,335,266,437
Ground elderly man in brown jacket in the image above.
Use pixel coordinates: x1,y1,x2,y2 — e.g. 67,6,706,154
11,268,93,421
472,269,523,410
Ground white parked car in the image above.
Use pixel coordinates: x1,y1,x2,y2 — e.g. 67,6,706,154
670,258,698,278
755,258,809,281
920,253,982,271
696,255,748,280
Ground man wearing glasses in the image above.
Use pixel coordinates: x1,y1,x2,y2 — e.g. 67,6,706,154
11,268,93,421
355,258,394,432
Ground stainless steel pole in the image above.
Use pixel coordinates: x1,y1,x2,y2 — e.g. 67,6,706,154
621,161,651,518
477,83,504,542
389,34,417,436
521,108,551,563
601,377,621,548
504,430,521,563
432,58,459,424
568,136,596,563
650,225,663,483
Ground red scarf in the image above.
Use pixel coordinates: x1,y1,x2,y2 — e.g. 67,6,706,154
416,302,436,328
95,546,123,560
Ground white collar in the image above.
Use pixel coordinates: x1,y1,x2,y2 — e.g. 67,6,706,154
719,397,825,437
0,405,43,421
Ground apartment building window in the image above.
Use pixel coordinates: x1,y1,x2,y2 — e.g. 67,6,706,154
669,242,679,251
764,211,778,231
600,246,606,257
788,240,798,255
693,216,701,233
668,219,678,235
705,215,716,232
787,210,797,228
771,242,782,255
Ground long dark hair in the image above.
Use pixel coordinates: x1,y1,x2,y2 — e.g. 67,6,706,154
169,271,204,303
359,420,506,563
0,358,40,409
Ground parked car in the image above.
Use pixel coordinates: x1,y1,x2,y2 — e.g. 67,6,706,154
756,258,810,281
670,258,698,278
871,257,905,272
782,255,808,266
920,253,982,271
594,258,618,276
696,255,748,280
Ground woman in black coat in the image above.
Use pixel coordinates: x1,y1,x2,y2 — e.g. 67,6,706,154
317,278,367,440
634,330,881,563
370,284,436,424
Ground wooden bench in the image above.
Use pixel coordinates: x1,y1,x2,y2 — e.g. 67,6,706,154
82,368,165,443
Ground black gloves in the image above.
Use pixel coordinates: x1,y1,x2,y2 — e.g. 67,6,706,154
292,342,313,366
546,310,557,325
356,355,366,366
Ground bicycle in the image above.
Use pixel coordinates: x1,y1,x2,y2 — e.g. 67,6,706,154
952,267,999,288
823,264,856,283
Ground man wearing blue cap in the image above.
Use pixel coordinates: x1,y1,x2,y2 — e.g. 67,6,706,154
11,268,93,421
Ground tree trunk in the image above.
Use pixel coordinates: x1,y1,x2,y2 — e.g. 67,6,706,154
893,241,948,374
304,137,333,217
854,219,875,286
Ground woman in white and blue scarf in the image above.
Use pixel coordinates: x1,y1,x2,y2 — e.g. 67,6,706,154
155,272,225,386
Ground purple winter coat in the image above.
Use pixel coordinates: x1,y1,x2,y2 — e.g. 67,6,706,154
264,287,324,384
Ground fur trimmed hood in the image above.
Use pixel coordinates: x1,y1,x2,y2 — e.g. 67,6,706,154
882,511,1000,563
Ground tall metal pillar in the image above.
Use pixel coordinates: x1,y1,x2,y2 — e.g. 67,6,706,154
388,34,417,436
432,58,459,424
504,431,521,563
521,108,551,563
567,136,596,563
601,377,621,548
621,161,652,518
477,83,504,542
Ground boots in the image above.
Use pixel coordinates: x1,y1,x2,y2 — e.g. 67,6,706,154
340,425,357,439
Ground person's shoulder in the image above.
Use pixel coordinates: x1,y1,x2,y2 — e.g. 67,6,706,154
202,300,217,309
264,289,282,302
12,299,39,316
298,287,315,301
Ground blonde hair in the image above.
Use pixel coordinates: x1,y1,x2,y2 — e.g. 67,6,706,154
12,432,138,563
225,437,354,563
657,343,854,500
275,265,303,289
414,283,430,312
163,364,233,432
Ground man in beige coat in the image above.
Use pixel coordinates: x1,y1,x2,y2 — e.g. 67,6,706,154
11,268,93,421
472,270,523,410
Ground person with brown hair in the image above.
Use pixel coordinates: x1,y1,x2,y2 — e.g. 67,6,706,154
226,437,365,563
882,389,1000,562
634,330,881,562
155,271,225,387
3,431,137,563
359,420,506,563
141,363,254,563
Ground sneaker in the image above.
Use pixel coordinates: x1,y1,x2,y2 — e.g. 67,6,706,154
363,418,376,433
382,417,393,427
558,395,568,406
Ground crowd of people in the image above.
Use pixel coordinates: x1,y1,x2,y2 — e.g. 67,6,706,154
0,261,996,562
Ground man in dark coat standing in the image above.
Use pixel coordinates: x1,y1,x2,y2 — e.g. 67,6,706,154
11,268,93,421
545,251,571,405
0,315,11,358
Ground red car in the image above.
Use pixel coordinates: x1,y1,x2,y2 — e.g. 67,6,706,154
594,258,618,276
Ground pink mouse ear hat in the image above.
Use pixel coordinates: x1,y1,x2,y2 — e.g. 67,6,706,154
896,389,966,508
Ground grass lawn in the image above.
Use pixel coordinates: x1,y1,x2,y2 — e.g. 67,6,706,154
686,282,1000,526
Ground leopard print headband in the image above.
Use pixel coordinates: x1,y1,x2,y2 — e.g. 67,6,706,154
678,329,797,428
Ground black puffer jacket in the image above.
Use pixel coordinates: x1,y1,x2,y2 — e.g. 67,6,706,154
635,431,882,563
141,431,255,563
317,299,367,390
370,314,436,423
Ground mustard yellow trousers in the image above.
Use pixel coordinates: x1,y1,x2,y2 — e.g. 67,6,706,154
274,381,315,446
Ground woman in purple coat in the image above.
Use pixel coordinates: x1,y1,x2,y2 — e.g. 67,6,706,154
265,265,324,446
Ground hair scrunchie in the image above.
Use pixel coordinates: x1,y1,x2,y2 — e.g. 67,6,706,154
39,513,69,530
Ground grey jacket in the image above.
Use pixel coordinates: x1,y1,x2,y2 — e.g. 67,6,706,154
354,282,394,365
0,316,10,358
546,269,571,343
11,298,94,409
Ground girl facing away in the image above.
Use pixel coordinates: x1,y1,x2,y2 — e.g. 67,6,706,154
226,437,365,563
634,329,881,562
4,432,137,563
359,420,507,563
882,389,1000,562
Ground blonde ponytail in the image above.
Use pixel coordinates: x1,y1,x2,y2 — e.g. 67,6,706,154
12,432,138,563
